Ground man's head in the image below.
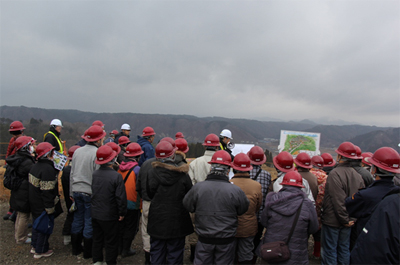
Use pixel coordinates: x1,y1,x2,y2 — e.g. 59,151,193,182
203,134,220,151
155,141,177,163
231,153,253,173
82,125,106,147
273,151,295,173
219,129,232,145
281,171,304,188
294,153,312,171
50,119,63,133
121,123,131,136
9,121,25,136
366,147,400,178
208,150,232,176
335,142,359,163
95,145,118,167
124,142,144,162
142,126,156,143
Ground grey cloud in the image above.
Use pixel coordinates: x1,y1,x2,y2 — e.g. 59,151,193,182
1,1,399,127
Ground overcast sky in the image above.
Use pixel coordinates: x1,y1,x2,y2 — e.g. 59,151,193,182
1,1,399,127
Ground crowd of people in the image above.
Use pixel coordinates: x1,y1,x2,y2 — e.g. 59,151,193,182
3,119,400,265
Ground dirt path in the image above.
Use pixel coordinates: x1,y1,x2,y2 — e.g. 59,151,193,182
0,201,321,265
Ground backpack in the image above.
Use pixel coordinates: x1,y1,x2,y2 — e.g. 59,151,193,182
3,159,23,191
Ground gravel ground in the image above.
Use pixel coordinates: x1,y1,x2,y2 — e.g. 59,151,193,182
0,201,321,265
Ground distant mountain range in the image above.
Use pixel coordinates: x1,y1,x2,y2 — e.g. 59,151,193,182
1,105,398,153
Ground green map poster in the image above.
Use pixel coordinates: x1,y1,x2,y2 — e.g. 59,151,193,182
278,130,320,157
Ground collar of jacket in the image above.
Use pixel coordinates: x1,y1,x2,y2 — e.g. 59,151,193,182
232,172,250,178
175,150,186,160
205,173,230,182
336,161,353,167
49,126,60,137
151,160,189,173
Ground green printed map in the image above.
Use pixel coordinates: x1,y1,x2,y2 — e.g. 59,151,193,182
283,134,316,155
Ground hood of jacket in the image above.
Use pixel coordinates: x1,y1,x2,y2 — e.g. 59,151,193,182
6,150,33,166
266,186,305,216
151,161,189,186
119,160,138,171
175,151,187,164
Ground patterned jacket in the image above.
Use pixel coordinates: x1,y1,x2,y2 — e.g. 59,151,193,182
249,165,271,221
29,159,59,219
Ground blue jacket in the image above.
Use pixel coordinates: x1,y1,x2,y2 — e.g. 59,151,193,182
137,136,155,166
345,178,396,237
350,187,400,264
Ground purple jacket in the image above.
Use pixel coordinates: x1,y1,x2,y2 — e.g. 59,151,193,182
257,186,318,265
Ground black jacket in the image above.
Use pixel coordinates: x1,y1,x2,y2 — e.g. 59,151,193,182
147,161,193,239
350,187,400,264
114,132,129,145
44,127,62,151
136,157,157,201
91,166,127,221
7,150,35,213
345,178,396,238
29,159,59,219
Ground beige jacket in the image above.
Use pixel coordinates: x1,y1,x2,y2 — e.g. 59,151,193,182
188,150,215,185
231,173,262,237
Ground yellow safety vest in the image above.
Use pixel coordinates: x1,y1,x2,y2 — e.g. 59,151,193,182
43,131,63,153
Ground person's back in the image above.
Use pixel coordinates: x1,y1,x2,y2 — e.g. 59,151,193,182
183,150,249,265
147,160,193,239
321,163,364,227
258,185,318,265
91,166,127,221
188,150,214,184
320,142,365,265
70,144,99,196
350,187,400,265
184,172,249,239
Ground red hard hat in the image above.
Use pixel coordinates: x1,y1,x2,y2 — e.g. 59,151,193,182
142,126,156,137
202,134,220,147
311,156,324,168
365,147,400,174
82,126,106,142
354,145,363,159
175,138,189,153
160,137,176,148
9,121,25,132
67,145,80,160
335,142,358,159
175,132,184,139
281,171,304,188
118,136,130,146
36,142,55,159
273,152,295,172
247,146,266,165
105,142,121,155
208,150,232,166
155,141,177,159
321,153,336,167
96,145,117,165
92,120,104,128
124,143,144,157
110,130,118,135
15,136,35,151
231,153,253,171
361,152,373,166
294,153,312,169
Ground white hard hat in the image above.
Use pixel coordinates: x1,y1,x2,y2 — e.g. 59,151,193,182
50,119,63,127
121,123,131,130
220,129,232,139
